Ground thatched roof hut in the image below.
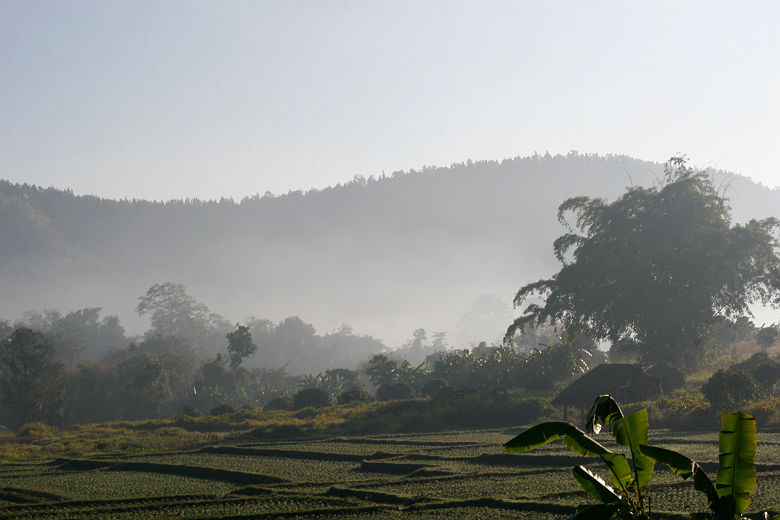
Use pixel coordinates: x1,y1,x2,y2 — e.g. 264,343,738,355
553,363,662,421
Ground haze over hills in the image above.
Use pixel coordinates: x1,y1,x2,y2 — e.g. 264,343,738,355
1,153,778,360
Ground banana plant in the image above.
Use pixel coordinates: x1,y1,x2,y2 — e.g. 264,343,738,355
504,395,655,519
639,412,757,520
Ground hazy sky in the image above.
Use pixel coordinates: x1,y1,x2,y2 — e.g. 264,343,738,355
2,0,779,201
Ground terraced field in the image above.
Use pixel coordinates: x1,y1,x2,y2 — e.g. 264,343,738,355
1,429,778,519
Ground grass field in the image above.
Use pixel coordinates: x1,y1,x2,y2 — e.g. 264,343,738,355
1,426,778,519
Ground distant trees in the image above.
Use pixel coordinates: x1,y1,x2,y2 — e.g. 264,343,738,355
136,282,231,355
226,324,257,367
242,316,387,373
508,157,780,369
69,334,197,421
0,327,66,428
23,308,128,366
364,353,430,390
755,324,779,348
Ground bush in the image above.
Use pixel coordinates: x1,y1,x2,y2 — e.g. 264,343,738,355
338,388,370,405
180,405,201,417
293,388,331,410
376,382,414,401
701,369,759,411
733,352,780,396
208,403,236,416
264,397,293,411
745,396,780,427
420,378,448,398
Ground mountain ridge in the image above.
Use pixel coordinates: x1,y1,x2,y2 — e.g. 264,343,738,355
2,152,778,352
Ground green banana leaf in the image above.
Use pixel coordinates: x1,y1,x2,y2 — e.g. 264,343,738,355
615,409,655,489
585,394,624,435
504,422,611,457
571,503,620,519
585,395,655,489
638,444,719,509
572,465,622,505
716,412,757,516
600,452,634,492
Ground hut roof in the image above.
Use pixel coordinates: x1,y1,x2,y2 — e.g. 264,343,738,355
552,363,660,409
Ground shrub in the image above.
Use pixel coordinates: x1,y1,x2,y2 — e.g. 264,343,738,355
337,388,370,405
293,388,331,410
208,403,236,416
745,396,780,427
701,369,759,411
264,397,293,411
376,382,414,401
752,361,780,395
420,378,448,398
180,405,201,417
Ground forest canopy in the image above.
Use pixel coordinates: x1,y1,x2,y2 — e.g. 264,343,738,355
507,157,780,368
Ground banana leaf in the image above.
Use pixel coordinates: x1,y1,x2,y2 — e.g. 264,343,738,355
615,409,655,489
585,394,624,435
504,421,611,457
639,444,719,509
600,452,634,492
585,395,655,489
716,412,756,516
572,465,622,505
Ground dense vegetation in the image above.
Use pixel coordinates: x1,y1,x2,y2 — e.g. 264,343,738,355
1,155,779,518
1,156,779,432
509,158,780,369
2,153,779,352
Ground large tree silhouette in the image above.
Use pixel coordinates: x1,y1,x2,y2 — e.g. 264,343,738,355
507,157,780,368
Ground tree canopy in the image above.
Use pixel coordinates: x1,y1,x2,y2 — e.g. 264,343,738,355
507,158,780,368
0,327,66,428
136,282,231,355
226,324,257,368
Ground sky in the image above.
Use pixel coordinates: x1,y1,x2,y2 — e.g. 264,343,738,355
1,0,779,201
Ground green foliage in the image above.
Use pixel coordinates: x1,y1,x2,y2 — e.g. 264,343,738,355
702,369,759,411
293,388,331,409
226,323,257,368
264,397,293,411
0,327,66,429
507,157,780,368
301,368,361,400
732,352,780,397
640,412,757,519
755,324,779,348
23,307,129,367
429,335,592,392
365,354,430,391
208,403,236,416
136,282,231,355
505,395,655,519
337,388,371,405
376,382,415,401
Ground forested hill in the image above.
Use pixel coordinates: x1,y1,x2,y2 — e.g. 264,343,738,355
2,153,778,348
